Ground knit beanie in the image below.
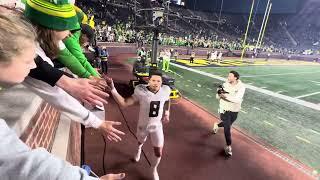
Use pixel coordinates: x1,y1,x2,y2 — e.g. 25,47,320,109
74,5,88,25
24,0,80,31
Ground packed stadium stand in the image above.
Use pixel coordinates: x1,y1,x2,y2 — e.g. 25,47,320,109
77,0,320,55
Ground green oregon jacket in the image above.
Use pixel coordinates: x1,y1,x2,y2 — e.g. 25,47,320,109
58,31,99,78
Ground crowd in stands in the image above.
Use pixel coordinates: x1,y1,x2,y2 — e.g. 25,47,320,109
0,0,319,180
0,0,125,179
76,0,320,55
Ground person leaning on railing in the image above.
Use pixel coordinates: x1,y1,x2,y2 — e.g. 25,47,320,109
0,13,125,180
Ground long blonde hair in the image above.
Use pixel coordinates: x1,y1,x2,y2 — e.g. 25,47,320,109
0,13,36,63
33,24,60,60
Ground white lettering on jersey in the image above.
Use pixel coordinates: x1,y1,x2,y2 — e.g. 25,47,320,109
133,84,171,127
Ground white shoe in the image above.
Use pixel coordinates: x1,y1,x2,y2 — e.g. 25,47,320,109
152,168,159,180
224,146,232,156
95,105,104,111
134,148,141,162
212,123,219,134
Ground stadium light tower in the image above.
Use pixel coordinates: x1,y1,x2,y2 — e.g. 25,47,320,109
133,0,172,72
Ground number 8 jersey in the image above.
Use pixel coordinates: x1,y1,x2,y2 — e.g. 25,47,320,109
132,84,171,127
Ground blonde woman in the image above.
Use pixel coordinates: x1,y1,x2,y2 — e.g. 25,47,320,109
0,14,125,180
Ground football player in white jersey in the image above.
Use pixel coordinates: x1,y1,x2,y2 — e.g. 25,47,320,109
107,71,171,180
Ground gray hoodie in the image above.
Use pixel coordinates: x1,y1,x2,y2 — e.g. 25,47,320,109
0,119,99,180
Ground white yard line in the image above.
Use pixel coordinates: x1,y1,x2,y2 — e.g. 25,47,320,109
296,136,311,144
263,121,274,127
309,80,320,84
253,107,261,110
240,110,248,114
277,116,289,122
194,89,200,92
241,71,320,78
309,129,320,136
171,63,320,111
294,91,320,99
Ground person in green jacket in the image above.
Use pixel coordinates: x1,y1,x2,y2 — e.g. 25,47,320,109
57,6,100,79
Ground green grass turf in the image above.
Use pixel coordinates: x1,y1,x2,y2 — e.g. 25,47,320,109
169,65,320,172
197,66,320,104
128,58,320,172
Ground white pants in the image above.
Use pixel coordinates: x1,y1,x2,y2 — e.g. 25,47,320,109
136,124,164,147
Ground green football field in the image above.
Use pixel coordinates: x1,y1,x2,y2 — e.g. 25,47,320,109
197,65,320,104
128,58,320,173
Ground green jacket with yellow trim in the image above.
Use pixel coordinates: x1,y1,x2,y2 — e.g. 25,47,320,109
58,31,99,78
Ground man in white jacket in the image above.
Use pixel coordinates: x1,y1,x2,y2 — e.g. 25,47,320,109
212,71,246,156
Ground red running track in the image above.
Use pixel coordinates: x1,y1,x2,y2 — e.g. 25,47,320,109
83,54,315,180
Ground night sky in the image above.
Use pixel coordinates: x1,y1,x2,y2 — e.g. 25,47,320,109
185,0,303,14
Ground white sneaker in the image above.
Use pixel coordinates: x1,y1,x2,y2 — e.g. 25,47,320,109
212,123,219,134
95,105,104,111
152,168,159,180
134,148,141,162
224,146,232,156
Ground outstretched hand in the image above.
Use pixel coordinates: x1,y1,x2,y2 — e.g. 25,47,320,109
98,121,125,142
64,78,110,106
100,173,125,180
102,74,115,91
